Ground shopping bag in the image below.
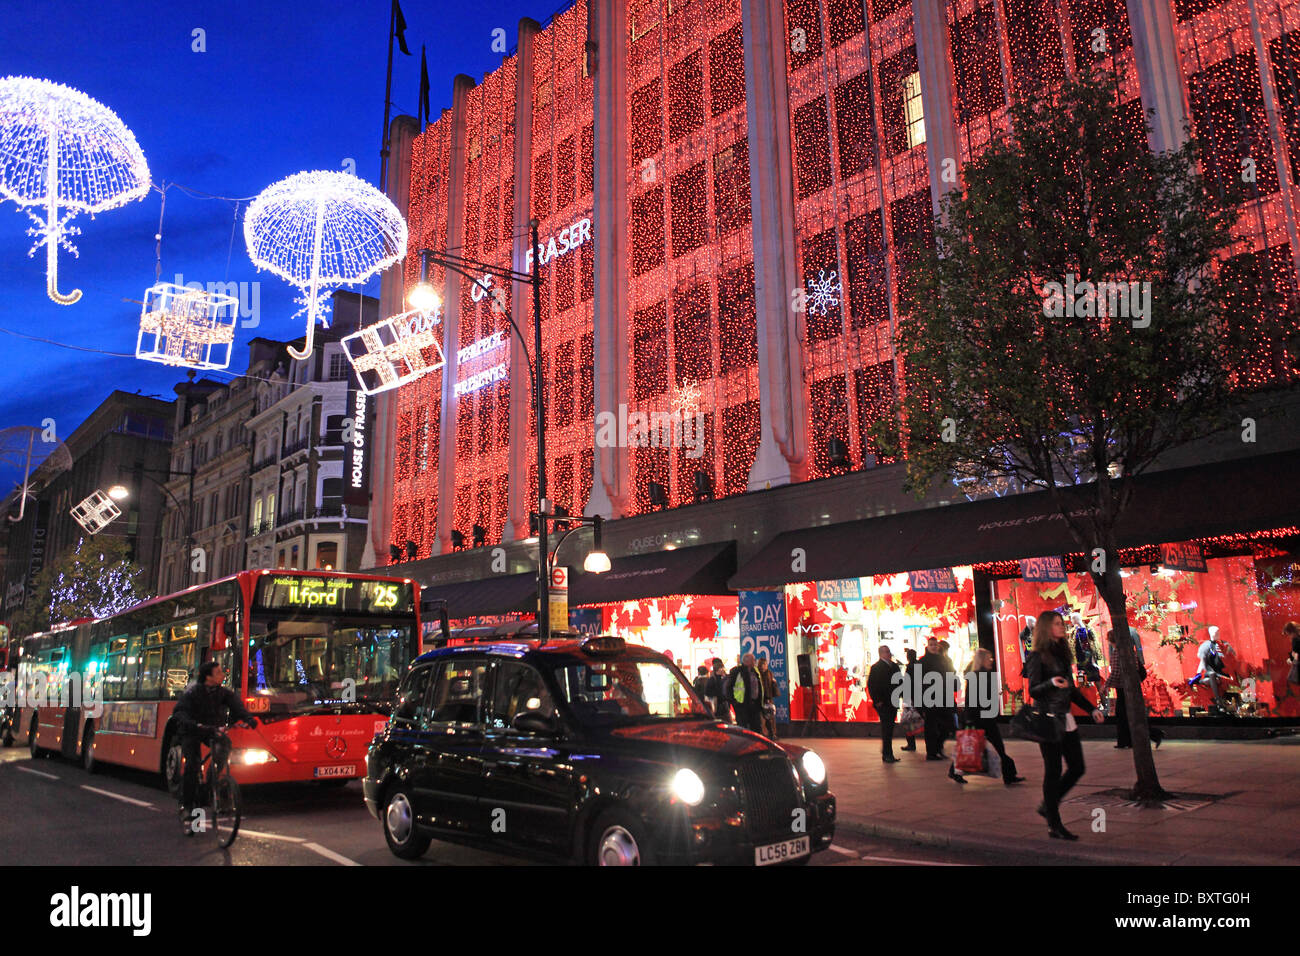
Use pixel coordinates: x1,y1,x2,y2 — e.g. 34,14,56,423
954,728,986,773
983,741,1002,779
899,706,924,736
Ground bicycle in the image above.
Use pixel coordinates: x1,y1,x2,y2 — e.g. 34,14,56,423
180,724,242,848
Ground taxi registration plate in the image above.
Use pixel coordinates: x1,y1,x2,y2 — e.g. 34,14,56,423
755,836,810,866
313,765,356,779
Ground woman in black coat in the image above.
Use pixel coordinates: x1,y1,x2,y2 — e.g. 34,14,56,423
1025,611,1105,840
961,648,1024,785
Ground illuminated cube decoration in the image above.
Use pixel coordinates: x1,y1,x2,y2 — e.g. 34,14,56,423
136,281,238,370
342,308,446,396
387,0,1300,561
70,490,121,534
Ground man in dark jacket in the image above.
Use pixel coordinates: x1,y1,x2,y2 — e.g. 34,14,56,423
705,657,731,722
693,666,712,714
867,646,901,763
173,660,257,826
726,654,765,733
920,636,953,759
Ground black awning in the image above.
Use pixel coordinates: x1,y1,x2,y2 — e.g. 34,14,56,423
570,540,737,606
418,572,538,619
730,450,1300,589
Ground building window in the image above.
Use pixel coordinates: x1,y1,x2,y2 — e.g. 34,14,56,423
315,541,338,571
902,71,926,149
291,544,300,568
253,497,262,530
277,549,286,569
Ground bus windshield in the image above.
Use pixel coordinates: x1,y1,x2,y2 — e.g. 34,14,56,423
246,617,414,716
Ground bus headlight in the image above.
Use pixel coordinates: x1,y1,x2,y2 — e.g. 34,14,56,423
801,750,826,785
672,768,705,806
239,748,276,765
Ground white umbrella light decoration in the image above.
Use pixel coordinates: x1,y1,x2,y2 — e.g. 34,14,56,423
0,76,150,305
244,170,408,359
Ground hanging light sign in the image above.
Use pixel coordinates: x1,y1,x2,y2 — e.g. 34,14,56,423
342,307,445,396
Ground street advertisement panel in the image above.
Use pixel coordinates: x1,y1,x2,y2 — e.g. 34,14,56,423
740,590,789,723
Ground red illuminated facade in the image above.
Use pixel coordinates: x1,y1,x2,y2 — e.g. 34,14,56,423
373,0,1300,561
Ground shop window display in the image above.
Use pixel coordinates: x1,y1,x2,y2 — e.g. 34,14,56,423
786,570,977,722
597,595,741,678
992,553,1299,718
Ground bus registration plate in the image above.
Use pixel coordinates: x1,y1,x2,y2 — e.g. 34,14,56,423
314,765,357,778
754,836,809,866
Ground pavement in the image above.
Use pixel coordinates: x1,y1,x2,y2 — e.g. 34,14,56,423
806,734,1300,865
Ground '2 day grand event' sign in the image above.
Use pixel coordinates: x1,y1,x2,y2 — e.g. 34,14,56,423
739,590,789,722
908,568,958,592
1020,556,1067,583
1160,541,1207,573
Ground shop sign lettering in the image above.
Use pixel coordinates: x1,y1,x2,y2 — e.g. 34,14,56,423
739,591,789,723
816,578,862,603
1159,541,1206,573
907,568,958,592
1019,556,1067,583
524,217,592,272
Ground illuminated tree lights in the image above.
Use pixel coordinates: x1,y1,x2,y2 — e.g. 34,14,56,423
136,281,238,370
0,75,150,304
244,170,408,359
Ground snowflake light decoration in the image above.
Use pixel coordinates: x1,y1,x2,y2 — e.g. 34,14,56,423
806,269,842,316
70,489,121,534
0,76,150,305
136,281,238,370
244,170,408,359
342,306,445,395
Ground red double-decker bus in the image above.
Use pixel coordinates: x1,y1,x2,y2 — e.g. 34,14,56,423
7,569,420,786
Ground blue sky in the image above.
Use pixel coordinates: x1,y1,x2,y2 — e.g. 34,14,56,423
0,0,547,489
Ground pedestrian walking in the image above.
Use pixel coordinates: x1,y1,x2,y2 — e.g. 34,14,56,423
757,656,779,739
1107,628,1162,750
726,653,765,733
706,657,731,722
1025,611,1105,840
919,636,953,760
693,665,712,714
868,645,901,763
900,648,920,751
962,648,1024,785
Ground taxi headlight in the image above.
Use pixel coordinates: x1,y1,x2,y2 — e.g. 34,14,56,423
672,768,706,806
240,748,276,765
801,750,826,785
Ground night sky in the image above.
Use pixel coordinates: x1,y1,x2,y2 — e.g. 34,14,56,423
0,0,544,490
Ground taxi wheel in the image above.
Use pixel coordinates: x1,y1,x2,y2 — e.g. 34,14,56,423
589,811,657,866
383,786,431,860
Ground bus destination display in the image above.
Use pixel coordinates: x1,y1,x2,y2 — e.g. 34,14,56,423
254,575,414,615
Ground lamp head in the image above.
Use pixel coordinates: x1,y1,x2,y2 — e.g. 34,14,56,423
108,485,130,501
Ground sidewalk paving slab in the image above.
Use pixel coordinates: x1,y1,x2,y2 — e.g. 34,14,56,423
802,736,1300,866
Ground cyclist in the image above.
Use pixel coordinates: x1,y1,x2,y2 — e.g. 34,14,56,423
173,660,257,834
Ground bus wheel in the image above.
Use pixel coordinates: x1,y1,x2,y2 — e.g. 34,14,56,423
82,725,97,774
29,717,43,759
164,738,184,798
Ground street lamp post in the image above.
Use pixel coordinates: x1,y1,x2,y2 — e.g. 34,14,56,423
413,220,564,639
110,459,196,588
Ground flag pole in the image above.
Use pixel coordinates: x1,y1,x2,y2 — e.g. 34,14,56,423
380,0,396,189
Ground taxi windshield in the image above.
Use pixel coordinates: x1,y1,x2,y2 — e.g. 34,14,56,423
552,657,710,726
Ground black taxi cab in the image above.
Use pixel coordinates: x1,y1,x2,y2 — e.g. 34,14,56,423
363,635,836,865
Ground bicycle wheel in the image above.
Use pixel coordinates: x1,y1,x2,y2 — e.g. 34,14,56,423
211,770,242,848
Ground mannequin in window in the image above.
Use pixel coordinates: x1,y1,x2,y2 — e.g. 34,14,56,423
1196,626,1230,714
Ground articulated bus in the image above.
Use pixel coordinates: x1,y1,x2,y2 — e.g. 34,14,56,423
6,569,420,786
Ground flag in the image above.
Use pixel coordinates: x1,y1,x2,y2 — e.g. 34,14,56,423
393,0,412,56
419,46,430,127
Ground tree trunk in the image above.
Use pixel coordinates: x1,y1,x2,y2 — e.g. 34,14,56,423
1092,551,1170,803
